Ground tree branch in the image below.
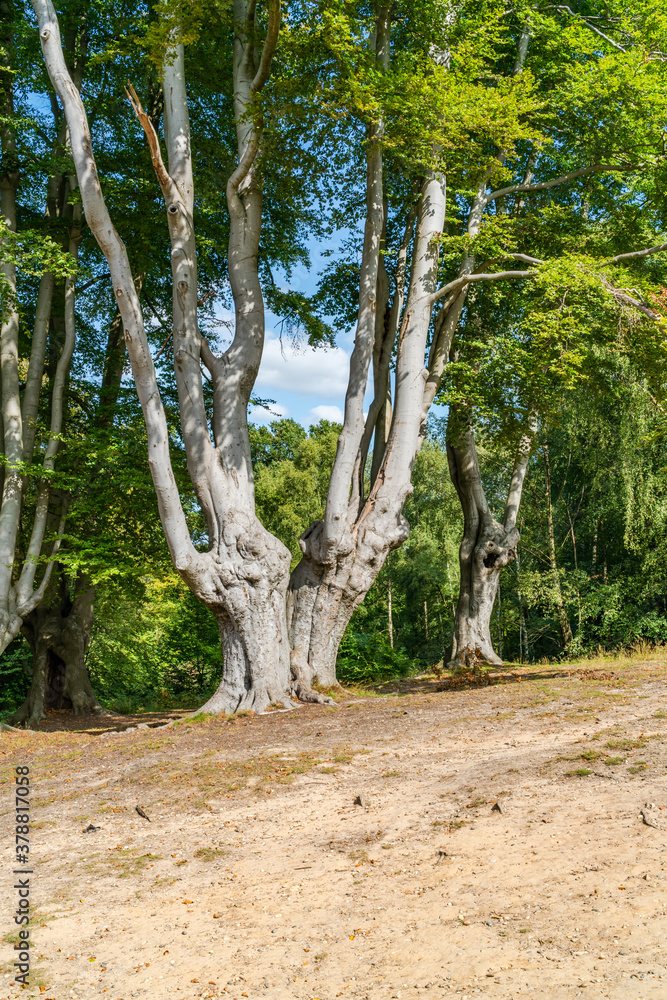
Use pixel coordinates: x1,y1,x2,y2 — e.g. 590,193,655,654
504,414,538,533
125,83,178,202
430,268,536,305
75,272,110,292
553,5,626,52
250,0,281,94
610,289,661,321
485,163,630,206
33,0,197,574
607,242,667,263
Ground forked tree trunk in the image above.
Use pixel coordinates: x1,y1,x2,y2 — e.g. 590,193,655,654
191,518,294,714
286,6,398,688
36,0,298,715
447,418,533,671
288,505,409,686
10,572,101,727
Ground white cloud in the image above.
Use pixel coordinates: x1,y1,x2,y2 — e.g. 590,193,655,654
256,329,350,399
309,404,344,424
250,402,289,424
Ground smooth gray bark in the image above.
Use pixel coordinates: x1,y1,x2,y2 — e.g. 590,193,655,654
0,26,70,654
446,419,534,670
34,0,306,714
288,151,447,685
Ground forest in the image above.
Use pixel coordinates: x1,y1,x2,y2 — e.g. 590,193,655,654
1,0,667,725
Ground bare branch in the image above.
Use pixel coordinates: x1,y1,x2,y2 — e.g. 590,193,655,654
430,268,536,305
250,0,281,94
125,83,177,200
75,272,110,292
553,5,626,52
610,289,661,321
607,242,667,263
485,163,630,205
152,329,173,364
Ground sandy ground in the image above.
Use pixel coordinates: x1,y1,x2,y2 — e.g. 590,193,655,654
1,657,667,1000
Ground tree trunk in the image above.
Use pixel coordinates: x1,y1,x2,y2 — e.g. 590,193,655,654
447,418,533,671
191,518,297,714
543,443,573,649
10,572,101,727
287,487,411,687
388,575,393,648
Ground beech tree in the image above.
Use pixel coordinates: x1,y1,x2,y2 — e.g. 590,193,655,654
427,1,667,669
289,0,667,680
0,1,84,667
5,1,182,725
29,0,667,713
443,252,667,670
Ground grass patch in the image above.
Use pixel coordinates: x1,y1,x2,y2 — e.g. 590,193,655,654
606,737,647,751
174,712,217,726
565,768,593,777
194,847,228,862
138,750,324,806
114,851,162,878
603,756,625,765
447,819,469,831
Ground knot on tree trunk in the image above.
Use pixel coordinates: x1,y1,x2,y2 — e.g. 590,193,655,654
299,519,355,567
475,521,519,580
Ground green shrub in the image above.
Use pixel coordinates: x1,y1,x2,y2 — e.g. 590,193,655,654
337,631,415,685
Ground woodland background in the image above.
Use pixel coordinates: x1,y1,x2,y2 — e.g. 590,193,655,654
3,402,666,715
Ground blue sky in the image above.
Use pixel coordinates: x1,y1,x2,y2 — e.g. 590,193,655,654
248,239,368,428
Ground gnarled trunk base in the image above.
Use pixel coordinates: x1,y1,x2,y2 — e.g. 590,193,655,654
198,591,294,715
191,519,308,715
287,511,409,689
10,580,101,728
448,519,517,672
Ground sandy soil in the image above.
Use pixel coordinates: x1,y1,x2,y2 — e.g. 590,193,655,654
1,657,667,1000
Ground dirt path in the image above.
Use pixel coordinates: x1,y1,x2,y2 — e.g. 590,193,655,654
1,657,667,1000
